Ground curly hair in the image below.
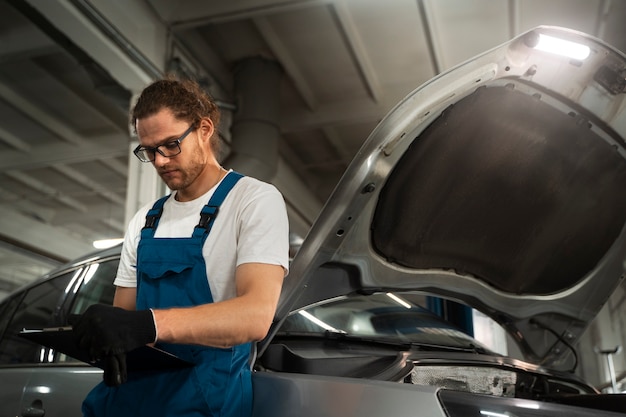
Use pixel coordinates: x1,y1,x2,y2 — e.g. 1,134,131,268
131,75,221,151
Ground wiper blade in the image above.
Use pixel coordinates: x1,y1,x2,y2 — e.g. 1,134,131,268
276,331,409,349
276,330,491,354
330,332,495,355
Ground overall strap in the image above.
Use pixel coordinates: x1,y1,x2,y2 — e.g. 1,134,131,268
140,194,170,239
192,171,244,240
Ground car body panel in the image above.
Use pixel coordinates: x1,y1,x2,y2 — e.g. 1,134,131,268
251,372,446,417
252,372,625,417
265,26,626,369
0,366,101,417
0,368,31,417
21,367,101,417
1,25,626,417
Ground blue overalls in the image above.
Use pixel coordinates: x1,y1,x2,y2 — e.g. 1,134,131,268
83,172,252,417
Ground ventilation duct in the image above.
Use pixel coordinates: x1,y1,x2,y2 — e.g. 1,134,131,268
224,57,283,182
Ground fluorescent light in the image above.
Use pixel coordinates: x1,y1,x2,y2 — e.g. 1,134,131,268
298,310,345,333
93,238,123,249
480,411,508,417
534,34,590,60
386,292,412,309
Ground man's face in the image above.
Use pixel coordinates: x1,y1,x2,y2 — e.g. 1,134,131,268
135,108,207,193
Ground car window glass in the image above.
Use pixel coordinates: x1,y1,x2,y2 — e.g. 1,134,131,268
68,259,117,316
0,270,78,366
0,295,22,344
279,292,489,350
57,259,118,364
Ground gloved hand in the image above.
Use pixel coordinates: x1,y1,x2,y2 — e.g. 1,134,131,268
69,304,157,386
102,353,127,386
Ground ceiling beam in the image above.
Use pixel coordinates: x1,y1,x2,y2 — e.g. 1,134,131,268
0,17,59,62
321,126,354,163
417,0,443,75
52,164,126,205
0,186,57,223
168,31,233,98
99,157,128,177
273,159,323,238
253,16,319,111
331,1,382,103
0,81,88,145
594,0,613,39
52,204,123,228
280,84,410,133
0,134,127,171
5,170,89,213
0,206,92,260
508,0,520,39
0,125,32,152
166,0,332,28
0,240,59,287
25,0,160,92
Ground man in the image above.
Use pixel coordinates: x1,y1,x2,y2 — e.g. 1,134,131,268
70,77,290,417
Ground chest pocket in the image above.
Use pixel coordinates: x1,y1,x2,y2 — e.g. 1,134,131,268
137,260,194,280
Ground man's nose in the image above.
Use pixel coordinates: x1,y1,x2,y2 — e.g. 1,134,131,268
153,152,169,166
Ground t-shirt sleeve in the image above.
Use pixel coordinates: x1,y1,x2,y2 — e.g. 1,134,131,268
113,206,148,288
236,185,290,275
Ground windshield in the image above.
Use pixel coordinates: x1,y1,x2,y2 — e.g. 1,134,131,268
278,292,491,352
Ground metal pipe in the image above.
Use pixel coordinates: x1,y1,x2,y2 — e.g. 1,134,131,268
223,57,283,182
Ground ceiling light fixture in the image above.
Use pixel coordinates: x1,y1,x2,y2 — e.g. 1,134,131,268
92,238,124,249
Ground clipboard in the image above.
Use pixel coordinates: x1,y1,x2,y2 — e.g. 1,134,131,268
20,327,192,371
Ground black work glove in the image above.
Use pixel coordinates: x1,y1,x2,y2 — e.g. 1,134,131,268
102,354,128,386
69,304,157,386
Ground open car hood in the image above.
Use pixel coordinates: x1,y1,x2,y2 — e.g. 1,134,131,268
264,26,626,369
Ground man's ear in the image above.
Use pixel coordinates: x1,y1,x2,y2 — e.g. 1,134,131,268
198,118,215,142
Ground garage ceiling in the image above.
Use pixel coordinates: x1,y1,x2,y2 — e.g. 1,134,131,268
1,0,625,294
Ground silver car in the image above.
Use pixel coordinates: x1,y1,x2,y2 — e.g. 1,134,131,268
1,25,625,416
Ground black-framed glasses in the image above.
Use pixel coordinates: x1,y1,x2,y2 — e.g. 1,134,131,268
133,123,197,162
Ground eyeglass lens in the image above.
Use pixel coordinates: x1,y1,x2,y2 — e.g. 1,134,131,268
133,124,196,162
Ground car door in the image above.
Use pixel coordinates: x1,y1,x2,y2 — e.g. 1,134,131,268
0,256,119,417
0,293,32,417
0,269,79,417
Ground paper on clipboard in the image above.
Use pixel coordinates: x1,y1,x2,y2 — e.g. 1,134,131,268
20,326,192,371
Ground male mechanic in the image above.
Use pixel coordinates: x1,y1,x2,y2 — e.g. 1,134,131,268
70,76,290,417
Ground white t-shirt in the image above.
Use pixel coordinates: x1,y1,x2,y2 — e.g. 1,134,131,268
114,174,290,303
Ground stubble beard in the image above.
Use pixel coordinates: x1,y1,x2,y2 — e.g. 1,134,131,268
160,154,205,191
